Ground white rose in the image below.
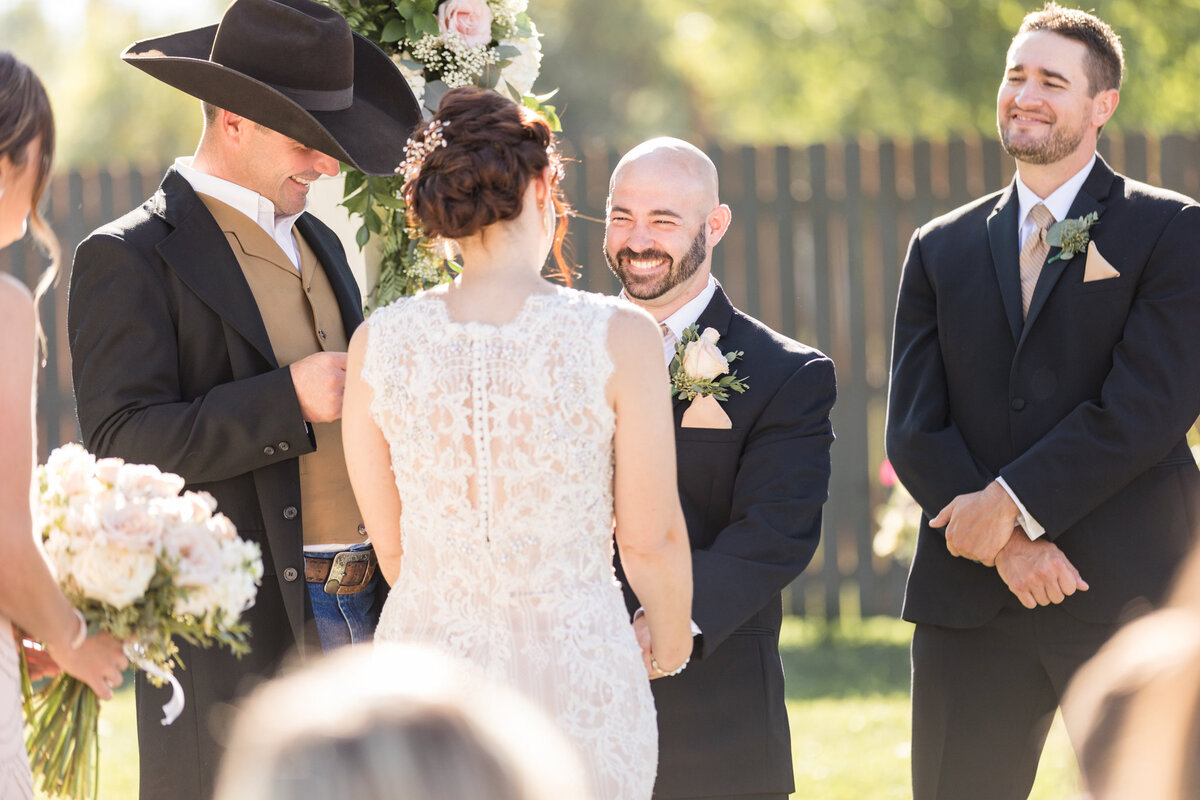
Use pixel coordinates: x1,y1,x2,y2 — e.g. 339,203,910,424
94,457,124,486
436,0,494,48
96,497,163,552
117,462,185,500
391,53,426,106
46,444,97,498
160,491,219,527
497,30,542,96
681,327,731,381
71,540,157,609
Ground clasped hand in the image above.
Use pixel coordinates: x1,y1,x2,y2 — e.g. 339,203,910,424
932,482,1088,607
930,481,1019,566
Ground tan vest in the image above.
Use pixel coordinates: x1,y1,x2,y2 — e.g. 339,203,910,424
197,194,364,547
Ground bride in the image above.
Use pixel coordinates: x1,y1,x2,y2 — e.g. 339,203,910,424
341,87,693,800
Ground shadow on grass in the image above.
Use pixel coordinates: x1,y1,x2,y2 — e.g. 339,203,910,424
780,617,912,701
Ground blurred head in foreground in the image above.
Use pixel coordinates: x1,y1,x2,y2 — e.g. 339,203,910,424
214,643,593,800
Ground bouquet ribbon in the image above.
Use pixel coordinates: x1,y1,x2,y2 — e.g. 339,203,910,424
124,642,185,725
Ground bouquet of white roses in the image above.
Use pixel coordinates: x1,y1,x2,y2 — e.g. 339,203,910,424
20,443,262,800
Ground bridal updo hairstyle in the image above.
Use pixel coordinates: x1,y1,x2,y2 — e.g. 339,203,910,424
402,87,571,283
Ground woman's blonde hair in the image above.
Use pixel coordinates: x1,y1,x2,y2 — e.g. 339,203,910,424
214,644,593,800
0,51,59,357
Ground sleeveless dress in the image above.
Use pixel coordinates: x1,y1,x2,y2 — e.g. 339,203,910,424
0,619,33,799
367,288,657,800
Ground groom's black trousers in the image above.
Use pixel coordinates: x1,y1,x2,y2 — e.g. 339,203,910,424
910,598,1116,800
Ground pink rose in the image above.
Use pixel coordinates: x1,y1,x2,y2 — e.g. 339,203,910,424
437,0,494,48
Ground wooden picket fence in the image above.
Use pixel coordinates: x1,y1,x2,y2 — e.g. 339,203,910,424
5,131,1199,619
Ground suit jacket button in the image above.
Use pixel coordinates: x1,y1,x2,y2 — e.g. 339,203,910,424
282,567,299,582
357,523,367,536
283,505,298,520
278,441,290,452
1010,398,1026,411
263,445,275,456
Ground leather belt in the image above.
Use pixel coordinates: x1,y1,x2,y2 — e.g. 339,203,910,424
304,548,377,595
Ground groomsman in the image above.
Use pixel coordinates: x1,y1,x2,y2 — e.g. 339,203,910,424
886,4,1200,799
66,1,420,798
606,138,836,800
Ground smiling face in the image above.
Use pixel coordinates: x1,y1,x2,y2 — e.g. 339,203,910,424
603,145,729,315
234,121,340,216
997,30,1115,169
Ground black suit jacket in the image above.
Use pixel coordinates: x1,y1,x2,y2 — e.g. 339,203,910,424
621,286,836,798
887,157,1200,629
67,169,363,800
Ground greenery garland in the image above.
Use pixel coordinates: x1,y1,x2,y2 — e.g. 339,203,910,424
320,0,559,311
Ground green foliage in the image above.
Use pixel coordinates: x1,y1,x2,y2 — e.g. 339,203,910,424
537,0,1200,145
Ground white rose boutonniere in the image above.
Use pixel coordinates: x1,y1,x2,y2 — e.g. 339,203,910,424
670,325,749,401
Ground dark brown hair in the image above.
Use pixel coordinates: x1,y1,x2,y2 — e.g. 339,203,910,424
0,51,59,356
1018,2,1124,95
402,87,570,283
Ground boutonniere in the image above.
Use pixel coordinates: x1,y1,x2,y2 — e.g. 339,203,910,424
669,325,749,401
1045,211,1099,263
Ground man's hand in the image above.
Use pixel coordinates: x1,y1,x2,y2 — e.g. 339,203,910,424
995,531,1089,609
930,481,1019,566
290,351,348,423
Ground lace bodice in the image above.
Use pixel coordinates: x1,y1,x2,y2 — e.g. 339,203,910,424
366,287,657,800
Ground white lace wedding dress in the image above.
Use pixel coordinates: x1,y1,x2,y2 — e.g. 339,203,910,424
367,287,657,800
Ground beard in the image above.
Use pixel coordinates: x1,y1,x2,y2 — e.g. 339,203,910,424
604,227,708,301
999,115,1088,165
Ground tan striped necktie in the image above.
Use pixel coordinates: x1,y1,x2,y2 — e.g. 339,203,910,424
1020,203,1055,317
659,322,677,365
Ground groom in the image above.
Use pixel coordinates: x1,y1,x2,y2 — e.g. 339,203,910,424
607,138,836,800
886,4,1200,798
66,1,420,798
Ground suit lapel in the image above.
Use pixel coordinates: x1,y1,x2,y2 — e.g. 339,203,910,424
1021,158,1114,340
986,182,1024,344
154,170,278,366
296,214,364,333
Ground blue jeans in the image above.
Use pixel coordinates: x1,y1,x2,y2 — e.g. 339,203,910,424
305,543,382,651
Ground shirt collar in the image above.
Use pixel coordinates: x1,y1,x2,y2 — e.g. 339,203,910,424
659,276,719,340
174,156,305,248
1015,153,1096,231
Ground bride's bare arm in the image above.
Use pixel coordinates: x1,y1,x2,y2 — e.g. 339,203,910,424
343,324,404,584
608,306,693,675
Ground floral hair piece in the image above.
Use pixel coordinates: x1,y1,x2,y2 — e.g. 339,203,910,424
397,118,451,182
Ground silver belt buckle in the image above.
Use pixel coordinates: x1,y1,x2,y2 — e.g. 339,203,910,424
324,549,372,594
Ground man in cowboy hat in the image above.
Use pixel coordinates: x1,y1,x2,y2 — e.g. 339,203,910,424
66,1,420,797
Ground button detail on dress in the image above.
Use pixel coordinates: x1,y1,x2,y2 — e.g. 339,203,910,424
282,567,299,582
283,505,298,520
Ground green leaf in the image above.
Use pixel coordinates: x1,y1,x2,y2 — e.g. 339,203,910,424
342,169,365,198
415,11,440,37
355,225,371,249
423,79,451,110
494,44,521,59
396,0,416,17
380,17,406,42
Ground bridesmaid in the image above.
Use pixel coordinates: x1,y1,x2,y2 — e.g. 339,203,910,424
0,51,128,797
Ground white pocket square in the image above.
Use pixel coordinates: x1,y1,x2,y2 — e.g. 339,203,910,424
1083,241,1120,282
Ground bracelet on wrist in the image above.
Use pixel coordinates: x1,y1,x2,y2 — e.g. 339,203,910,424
649,652,690,677
68,608,87,651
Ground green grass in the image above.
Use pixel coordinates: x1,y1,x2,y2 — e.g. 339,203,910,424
77,617,1085,799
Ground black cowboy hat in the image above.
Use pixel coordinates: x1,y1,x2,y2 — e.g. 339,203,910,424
121,0,421,176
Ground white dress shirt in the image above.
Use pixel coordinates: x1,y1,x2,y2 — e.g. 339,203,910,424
649,275,719,365
174,157,306,271
999,155,1096,540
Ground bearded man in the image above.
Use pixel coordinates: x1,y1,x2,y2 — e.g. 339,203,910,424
606,137,836,800
885,4,1200,798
